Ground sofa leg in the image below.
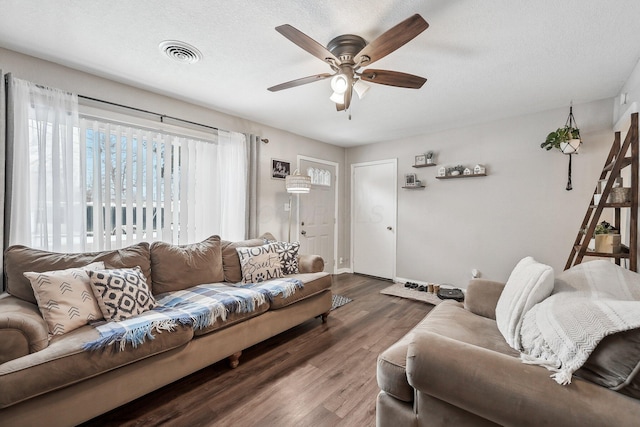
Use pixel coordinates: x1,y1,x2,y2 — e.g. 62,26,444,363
321,311,330,323
228,351,242,369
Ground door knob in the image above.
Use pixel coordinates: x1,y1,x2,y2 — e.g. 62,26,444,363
387,226,392,230
301,230,307,235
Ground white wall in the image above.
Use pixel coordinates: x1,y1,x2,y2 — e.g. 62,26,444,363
347,99,615,287
1,47,627,285
0,48,348,258
614,57,640,129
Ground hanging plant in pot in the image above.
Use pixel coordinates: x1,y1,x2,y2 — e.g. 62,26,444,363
540,104,583,190
540,126,582,154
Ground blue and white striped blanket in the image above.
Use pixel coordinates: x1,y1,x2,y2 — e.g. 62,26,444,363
84,278,303,351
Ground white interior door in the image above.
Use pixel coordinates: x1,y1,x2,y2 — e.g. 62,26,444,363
352,159,397,279
298,158,337,273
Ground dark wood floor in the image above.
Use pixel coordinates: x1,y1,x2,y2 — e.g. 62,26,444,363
82,274,432,427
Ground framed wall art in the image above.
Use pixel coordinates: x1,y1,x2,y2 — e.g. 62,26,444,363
404,173,417,187
271,159,290,180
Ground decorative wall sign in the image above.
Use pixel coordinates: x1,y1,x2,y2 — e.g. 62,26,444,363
271,159,290,180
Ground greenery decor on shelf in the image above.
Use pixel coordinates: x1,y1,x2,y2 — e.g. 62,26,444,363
593,221,621,254
594,222,611,235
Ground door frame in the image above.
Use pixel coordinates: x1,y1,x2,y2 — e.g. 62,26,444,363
297,155,339,274
350,159,397,279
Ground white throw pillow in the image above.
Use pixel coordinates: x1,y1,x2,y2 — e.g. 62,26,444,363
495,256,554,350
25,261,105,336
236,243,283,283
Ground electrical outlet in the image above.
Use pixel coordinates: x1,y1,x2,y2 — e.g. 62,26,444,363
471,269,480,278
284,202,290,212
339,257,344,264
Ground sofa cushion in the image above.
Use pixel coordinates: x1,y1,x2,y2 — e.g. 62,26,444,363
236,243,283,283
221,238,265,283
377,300,518,403
24,262,105,336
266,272,331,309
88,267,157,321
193,296,270,336
150,235,224,294
495,256,553,350
575,328,640,399
0,323,193,409
5,243,151,304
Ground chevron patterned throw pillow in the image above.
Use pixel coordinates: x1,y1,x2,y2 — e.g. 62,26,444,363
25,261,105,336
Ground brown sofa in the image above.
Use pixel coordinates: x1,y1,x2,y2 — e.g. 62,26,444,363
0,234,332,427
376,279,640,426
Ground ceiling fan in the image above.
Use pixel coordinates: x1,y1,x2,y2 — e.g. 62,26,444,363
267,14,429,112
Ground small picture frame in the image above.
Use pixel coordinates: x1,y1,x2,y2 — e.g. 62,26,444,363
404,173,417,187
271,159,290,180
414,154,427,166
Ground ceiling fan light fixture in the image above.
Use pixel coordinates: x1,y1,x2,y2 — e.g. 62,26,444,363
329,91,345,104
353,79,370,99
330,74,350,94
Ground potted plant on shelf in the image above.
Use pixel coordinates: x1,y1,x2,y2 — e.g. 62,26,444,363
426,151,435,164
540,126,582,154
594,221,621,253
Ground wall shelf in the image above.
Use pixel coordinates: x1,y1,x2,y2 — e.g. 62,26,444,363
402,185,426,189
412,163,437,168
436,173,487,180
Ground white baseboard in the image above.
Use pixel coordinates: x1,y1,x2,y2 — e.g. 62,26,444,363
335,268,353,274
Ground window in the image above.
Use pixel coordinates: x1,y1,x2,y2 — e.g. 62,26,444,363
307,167,331,186
8,77,247,252
79,116,248,250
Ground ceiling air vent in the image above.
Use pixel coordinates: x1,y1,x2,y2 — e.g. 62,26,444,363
159,40,202,64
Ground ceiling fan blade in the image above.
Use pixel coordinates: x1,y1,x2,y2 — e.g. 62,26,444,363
354,14,429,66
336,102,346,112
268,73,333,92
276,24,340,66
360,69,427,89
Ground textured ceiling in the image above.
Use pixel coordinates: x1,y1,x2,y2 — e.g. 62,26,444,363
1,1,640,147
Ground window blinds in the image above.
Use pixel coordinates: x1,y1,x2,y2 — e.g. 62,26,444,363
79,118,247,250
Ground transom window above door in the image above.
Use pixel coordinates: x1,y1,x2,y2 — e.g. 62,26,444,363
307,167,331,186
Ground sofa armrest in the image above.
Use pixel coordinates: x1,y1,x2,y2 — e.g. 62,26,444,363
463,279,505,320
0,293,49,364
407,331,640,427
298,254,324,273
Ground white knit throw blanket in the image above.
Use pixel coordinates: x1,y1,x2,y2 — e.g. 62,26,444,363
520,260,640,385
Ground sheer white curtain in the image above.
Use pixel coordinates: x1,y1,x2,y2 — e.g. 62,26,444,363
7,76,85,252
216,130,247,241
169,129,247,242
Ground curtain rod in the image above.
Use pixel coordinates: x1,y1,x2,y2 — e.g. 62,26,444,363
78,94,219,132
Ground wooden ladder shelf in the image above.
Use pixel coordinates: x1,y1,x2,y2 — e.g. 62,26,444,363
566,112,639,271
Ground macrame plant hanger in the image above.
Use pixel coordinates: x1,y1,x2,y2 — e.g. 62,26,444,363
563,102,582,191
